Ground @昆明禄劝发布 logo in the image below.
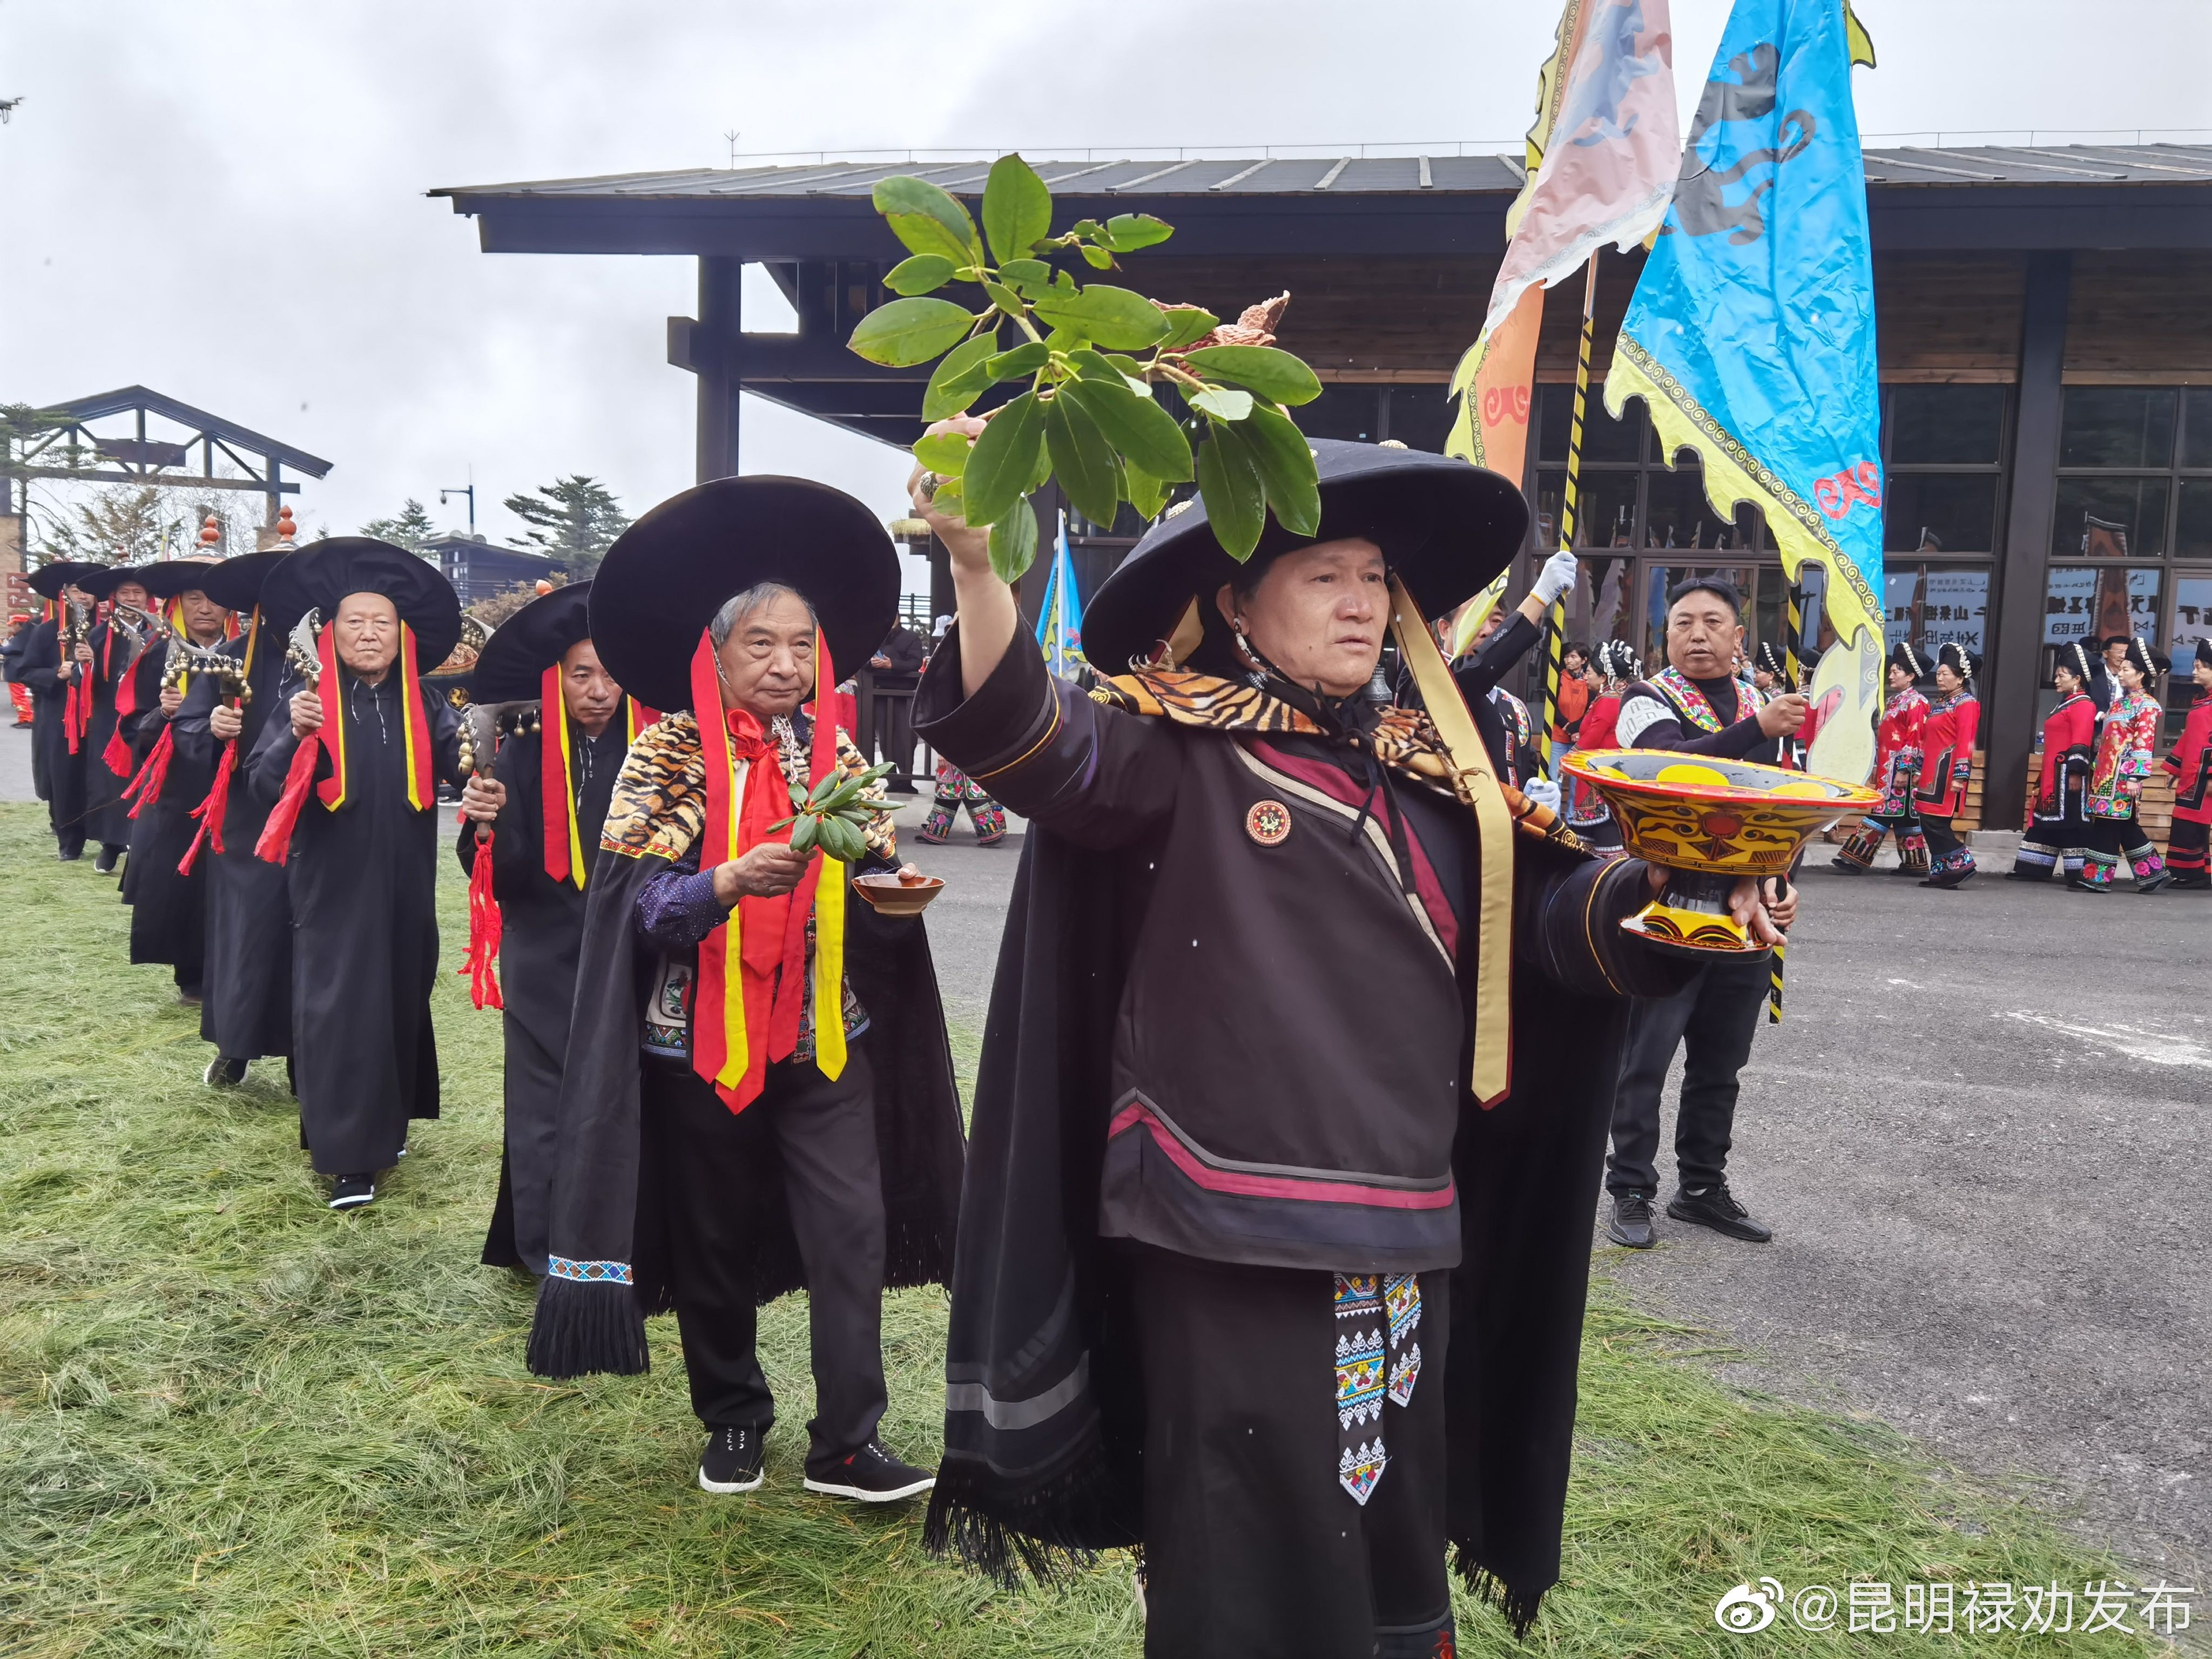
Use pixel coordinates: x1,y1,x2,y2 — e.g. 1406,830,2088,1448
1715,1578,1783,1633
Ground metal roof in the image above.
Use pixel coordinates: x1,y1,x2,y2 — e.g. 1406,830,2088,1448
42,386,334,477
435,144,2212,204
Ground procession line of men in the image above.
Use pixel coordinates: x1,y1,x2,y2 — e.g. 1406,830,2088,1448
4,437,1843,1658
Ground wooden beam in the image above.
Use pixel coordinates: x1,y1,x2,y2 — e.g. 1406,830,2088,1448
3,467,299,493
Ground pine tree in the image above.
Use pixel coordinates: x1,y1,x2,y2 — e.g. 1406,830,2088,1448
42,486,185,564
502,476,630,578
360,499,439,555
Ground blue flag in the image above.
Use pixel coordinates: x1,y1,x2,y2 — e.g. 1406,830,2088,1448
1604,0,1884,780
1035,512,1085,679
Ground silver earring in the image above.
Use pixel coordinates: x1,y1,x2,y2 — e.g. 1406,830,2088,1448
1231,620,1265,687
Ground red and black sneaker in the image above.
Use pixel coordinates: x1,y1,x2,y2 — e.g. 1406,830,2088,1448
802,1439,934,1503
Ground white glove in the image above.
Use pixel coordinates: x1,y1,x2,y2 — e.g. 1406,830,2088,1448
1532,548,1580,606
1522,777,1562,813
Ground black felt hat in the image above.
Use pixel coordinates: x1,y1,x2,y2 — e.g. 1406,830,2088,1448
192,551,289,613
2193,637,2212,670
258,538,464,667
80,564,158,602
26,561,107,600
588,476,900,714
1754,640,1788,676
1935,641,1980,680
1887,639,1926,680
2118,637,2164,680
143,559,227,602
1080,439,1529,675
2054,640,2097,685
470,582,597,704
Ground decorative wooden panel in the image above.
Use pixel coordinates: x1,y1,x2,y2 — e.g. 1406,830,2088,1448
2062,251,2212,383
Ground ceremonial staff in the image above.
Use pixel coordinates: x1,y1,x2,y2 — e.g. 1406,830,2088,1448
1534,252,1600,775
1768,581,1809,1024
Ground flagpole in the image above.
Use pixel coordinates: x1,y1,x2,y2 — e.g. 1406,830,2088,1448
1767,579,1812,1024
1536,251,1601,775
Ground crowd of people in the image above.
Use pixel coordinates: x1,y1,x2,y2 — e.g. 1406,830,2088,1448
3,430,2200,1657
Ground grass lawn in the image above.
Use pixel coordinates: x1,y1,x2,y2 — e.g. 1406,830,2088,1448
0,802,2175,1656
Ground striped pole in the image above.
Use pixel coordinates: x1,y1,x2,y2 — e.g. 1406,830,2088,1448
1536,253,1601,773
1766,580,1811,1024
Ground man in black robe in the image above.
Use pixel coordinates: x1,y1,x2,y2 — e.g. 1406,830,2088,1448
909,437,1779,1655
172,550,296,1087
449,582,638,1273
247,540,465,1210
117,561,231,1003
80,565,159,874
17,563,104,861
527,476,965,1505
1449,546,1578,806
1602,577,1805,1251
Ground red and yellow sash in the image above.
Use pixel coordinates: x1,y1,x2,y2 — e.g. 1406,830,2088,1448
687,629,847,1113
256,621,436,864
538,674,658,889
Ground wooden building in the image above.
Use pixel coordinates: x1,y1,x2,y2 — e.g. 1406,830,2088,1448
434,145,2212,820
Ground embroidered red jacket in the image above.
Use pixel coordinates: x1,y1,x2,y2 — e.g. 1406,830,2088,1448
1916,691,1980,819
1872,687,1927,813
2163,691,2210,826
2087,691,2161,819
2029,692,2096,825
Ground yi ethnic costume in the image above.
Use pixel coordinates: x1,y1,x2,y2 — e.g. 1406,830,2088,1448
247,541,467,1184
80,566,160,868
527,478,963,1495
1836,642,1929,874
1452,608,1545,790
1562,641,1637,849
1604,639,1778,1225
2161,639,2211,886
453,582,648,1273
2009,642,2098,884
18,563,103,861
918,758,1008,845
116,564,228,1000
171,552,296,1076
1916,644,1982,888
2078,638,2169,893
916,442,1687,1657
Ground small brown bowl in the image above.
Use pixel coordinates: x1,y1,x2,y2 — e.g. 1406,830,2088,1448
852,872,945,917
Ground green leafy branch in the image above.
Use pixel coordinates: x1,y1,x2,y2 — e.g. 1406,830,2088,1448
767,761,895,864
846,153,1325,581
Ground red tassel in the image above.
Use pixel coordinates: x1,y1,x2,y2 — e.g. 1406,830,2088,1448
179,742,236,874
460,826,504,1010
102,723,136,778
254,736,320,865
124,726,174,818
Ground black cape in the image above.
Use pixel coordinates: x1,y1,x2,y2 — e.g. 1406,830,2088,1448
16,619,88,840
173,629,295,1062
84,616,157,851
118,643,215,979
247,666,462,1174
523,711,966,1379
455,719,625,1273
913,644,1684,1635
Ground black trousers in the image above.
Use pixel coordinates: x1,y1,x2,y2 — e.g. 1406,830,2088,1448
645,1051,888,1474
1606,952,1769,1197
1131,1247,1453,1659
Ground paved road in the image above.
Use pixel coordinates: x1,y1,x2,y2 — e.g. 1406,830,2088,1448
0,722,35,805
896,807,2211,1589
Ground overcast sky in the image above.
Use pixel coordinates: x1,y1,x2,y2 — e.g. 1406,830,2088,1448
3,0,2207,557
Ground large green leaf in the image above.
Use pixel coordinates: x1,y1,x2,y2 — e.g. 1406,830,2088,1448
849,297,976,368
1181,345,1323,406
874,176,981,262
1043,392,1122,528
1063,348,1124,385
984,341,1050,382
988,494,1039,583
1030,284,1172,350
1103,213,1173,252
982,279,1027,320
999,258,1053,294
963,393,1044,525
884,254,956,296
920,331,999,419
1241,404,1322,537
982,154,1052,265
885,213,973,266
1077,243,1114,269
1195,423,1266,561
1123,462,1171,522
911,430,973,477
1061,377,1194,482
1186,385,1253,423
1157,306,1219,350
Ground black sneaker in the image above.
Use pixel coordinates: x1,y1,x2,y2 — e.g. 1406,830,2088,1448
56,848,82,862
698,1425,766,1494
1668,1184,1771,1243
204,1056,248,1088
93,848,120,874
1606,1190,1656,1249
803,1439,935,1503
328,1174,375,1210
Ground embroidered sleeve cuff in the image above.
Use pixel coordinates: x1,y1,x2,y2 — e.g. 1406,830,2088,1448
912,621,1062,786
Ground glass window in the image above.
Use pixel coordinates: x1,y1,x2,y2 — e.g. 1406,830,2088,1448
2052,477,2170,558
2178,481,2212,561
2183,388,2212,471
2042,565,2163,648
1382,386,1454,454
1885,473,2000,554
2058,387,2176,468
2174,575,2212,661
1536,388,1641,463
1889,385,2005,465
1533,469,1638,550
1643,464,1761,551
1298,385,1384,444
1885,564,1990,656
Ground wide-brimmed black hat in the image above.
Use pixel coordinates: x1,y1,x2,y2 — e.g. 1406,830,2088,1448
80,564,158,602
26,561,106,600
192,551,289,613
589,476,899,714
1887,640,1925,680
143,559,227,602
470,582,597,704
258,538,463,667
1080,439,1528,674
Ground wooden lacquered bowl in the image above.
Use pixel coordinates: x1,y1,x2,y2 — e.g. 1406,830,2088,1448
1562,750,1881,956
852,872,945,917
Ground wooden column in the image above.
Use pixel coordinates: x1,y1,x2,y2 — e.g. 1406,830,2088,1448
1986,251,2072,829
695,257,744,484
